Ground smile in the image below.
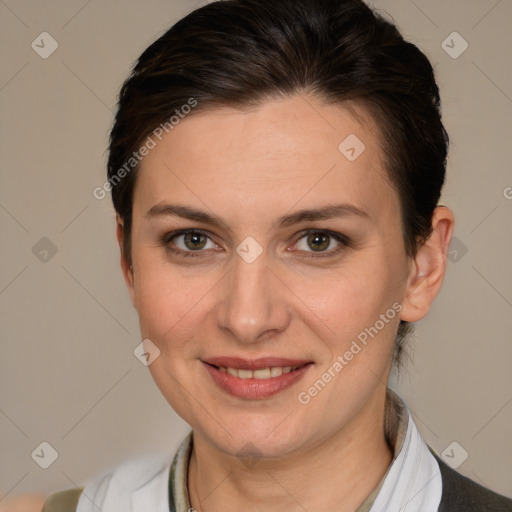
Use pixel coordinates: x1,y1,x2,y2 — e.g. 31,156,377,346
202,358,313,399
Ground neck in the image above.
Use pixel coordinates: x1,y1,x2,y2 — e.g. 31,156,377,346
187,391,393,512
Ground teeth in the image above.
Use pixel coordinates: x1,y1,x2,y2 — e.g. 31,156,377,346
218,365,303,379
253,368,271,379
270,367,283,377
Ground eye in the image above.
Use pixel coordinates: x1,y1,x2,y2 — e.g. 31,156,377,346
163,229,219,257
292,230,350,258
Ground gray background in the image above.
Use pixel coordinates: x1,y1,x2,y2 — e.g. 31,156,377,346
1,0,511,501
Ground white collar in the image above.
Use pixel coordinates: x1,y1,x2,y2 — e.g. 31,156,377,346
368,390,442,512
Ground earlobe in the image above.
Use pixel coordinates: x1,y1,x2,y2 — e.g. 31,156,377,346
400,206,455,323
115,214,137,308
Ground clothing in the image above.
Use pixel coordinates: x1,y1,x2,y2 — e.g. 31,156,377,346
43,390,512,511
434,452,512,511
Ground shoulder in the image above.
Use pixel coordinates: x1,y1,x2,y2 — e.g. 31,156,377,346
76,453,173,512
37,454,172,512
42,490,83,512
432,452,512,511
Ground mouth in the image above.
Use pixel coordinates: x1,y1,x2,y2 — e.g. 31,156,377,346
201,357,313,399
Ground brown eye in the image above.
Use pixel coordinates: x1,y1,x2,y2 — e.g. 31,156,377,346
306,232,330,251
292,230,350,259
164,230,218,256
183,232,208,250
295,231,339,253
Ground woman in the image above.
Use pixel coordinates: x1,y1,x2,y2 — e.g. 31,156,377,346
17,0,512,510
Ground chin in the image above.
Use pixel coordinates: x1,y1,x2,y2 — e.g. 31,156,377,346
195,411,315,461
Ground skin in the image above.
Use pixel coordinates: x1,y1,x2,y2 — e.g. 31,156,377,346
107,94,453,512
8,95,452,512
0,494,46,512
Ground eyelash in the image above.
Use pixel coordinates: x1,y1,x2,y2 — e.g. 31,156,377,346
160,229,351,261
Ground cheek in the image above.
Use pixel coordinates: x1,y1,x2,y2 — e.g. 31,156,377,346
293,266,403,390
296,270,400,395
290,259,399,336
132,253,213,348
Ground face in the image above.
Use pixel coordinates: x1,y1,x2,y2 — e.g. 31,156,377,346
121,95,417,459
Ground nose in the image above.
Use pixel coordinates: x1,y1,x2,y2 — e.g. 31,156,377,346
216,249,291,345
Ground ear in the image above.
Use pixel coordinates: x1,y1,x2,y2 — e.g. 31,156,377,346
116,214,137,308
400,206,455,323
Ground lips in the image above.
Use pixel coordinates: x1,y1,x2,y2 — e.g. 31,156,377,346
202,357,313,399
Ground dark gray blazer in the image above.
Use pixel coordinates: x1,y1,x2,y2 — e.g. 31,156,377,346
433,453,512,511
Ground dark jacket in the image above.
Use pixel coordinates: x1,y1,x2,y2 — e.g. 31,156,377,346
434,453,512,511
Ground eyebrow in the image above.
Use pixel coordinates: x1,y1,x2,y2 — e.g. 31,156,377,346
144,203,369,231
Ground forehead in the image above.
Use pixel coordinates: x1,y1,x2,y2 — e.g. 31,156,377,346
133,95,398,225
